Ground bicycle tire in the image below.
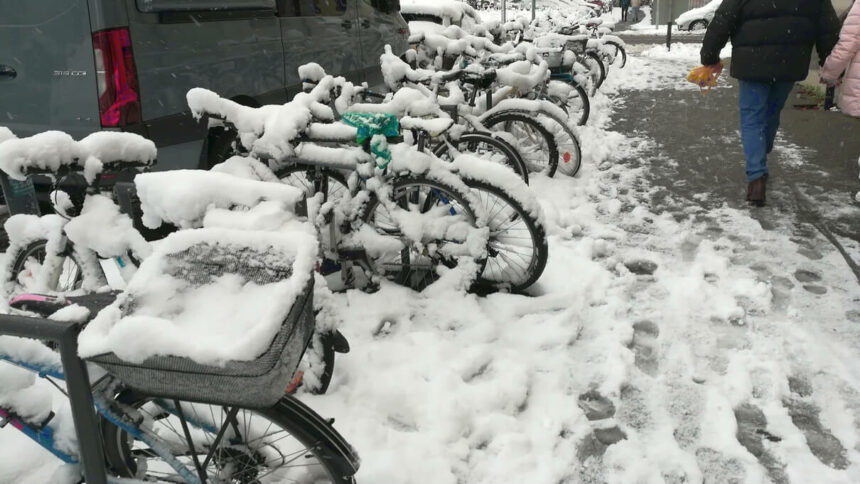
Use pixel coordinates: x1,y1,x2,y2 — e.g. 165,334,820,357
465,179,548,293
274,164,349,204
433,131,529,185
605,41,627,69
482,111,560,177
559,82,591,127
585,51,607,91
360,174,486,292
101,392,358,483
520,107,583,178
7,239,85,294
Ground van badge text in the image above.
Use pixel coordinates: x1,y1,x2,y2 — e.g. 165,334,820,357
53,70,87,77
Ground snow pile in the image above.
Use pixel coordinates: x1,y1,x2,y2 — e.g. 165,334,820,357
0,132,82,180
496,60,549,91
187,79,336,161
0,127,16,144
0,131,155,181
401,0,478,24
63,194,151,260
134,170,305,229
78,227,317,365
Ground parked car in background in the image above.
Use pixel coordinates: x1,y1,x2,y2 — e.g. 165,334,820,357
675,0,722,31
0,0,409,215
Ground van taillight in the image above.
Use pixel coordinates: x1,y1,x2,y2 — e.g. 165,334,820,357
92,28,141,127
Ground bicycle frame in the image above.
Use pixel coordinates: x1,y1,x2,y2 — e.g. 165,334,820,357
0,313,108,483
0,316,293,484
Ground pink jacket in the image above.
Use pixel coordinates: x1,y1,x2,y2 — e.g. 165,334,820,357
821,1,860,117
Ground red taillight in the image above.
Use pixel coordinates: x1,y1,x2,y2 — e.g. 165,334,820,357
92,28,141,127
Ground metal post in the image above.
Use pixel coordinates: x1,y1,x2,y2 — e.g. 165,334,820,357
501,0,506,23
0,315,107,484
666,0,674,51
59,331,108,484
532,0,536,21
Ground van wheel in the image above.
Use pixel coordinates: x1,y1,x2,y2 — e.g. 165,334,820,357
689,20,708,31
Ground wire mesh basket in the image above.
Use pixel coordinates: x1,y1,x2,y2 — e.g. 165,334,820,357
564,39,588,55
539,48,565,68
87,240,315,409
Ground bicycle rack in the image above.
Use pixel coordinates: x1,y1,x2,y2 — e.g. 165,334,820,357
0,313,107,484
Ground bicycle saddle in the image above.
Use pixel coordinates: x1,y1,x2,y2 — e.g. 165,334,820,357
585,18,603,27
9,292,120,319
461,69,498,89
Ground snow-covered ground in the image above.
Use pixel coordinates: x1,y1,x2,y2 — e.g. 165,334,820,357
1,37,859,484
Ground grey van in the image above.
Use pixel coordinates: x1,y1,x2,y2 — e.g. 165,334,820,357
0,0,408,214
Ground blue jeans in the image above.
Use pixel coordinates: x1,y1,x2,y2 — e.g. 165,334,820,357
738,80,794,182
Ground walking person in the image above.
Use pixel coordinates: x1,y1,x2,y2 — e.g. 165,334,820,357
621,0,631,22
630,0,641,22
698,0,841,206
820,0,860,118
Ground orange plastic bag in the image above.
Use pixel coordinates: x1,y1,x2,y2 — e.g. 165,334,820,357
687,63,723,94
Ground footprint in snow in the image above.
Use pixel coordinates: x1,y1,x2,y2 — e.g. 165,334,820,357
847,310,860,323
578,390,616,421
617,384,651,431
576,426,627,464
798,246,825,260
695,447,746,484
782,397,849,470
733,403,789,484
787,375,813,398
802,284,828,295
793,269,821,283
629,320,659,376
667,381,706,449
623,259,658,276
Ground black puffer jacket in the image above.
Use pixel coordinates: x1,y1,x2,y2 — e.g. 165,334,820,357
700,0,841,82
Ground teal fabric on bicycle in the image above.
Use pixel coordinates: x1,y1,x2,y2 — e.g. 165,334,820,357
341,112,400,169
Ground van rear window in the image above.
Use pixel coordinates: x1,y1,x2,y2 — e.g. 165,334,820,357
279,0,347,17
137,0,276,13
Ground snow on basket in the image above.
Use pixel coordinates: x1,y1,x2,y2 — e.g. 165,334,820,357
78,227,317,408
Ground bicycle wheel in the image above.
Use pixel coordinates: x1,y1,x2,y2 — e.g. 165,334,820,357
604,41,627,69
433,131,529,184
101,392,358,483
528,109,583,178
275,164,349,204
549,81,590,127
361,174,485,292
466,179,548,293
584,51,607,91
6,239,84,294
482,111,560,177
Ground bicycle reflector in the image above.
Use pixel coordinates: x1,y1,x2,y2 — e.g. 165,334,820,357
92,28,142,127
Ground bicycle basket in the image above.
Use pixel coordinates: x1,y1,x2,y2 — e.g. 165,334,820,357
564,39,587,55
81,228,316,408
539,48,565,68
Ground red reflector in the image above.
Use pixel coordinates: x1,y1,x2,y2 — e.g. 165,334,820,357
397,27,408,35
92,28,141,127
563,152,571,163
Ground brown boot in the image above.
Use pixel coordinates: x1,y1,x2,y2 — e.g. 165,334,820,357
748,177,766,206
